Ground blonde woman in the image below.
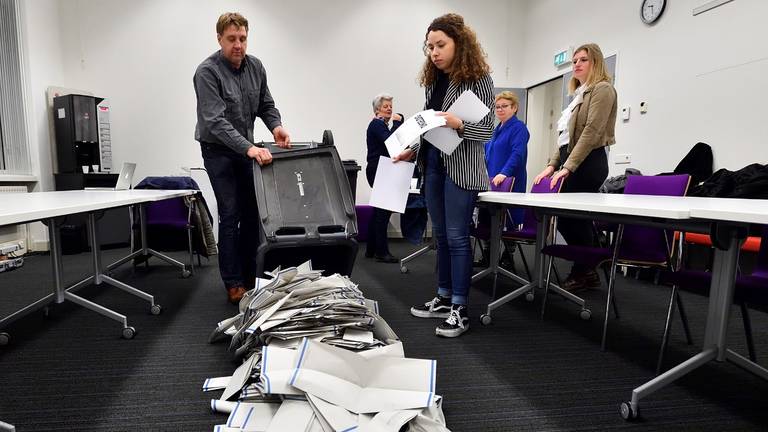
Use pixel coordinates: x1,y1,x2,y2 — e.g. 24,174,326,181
533,43,617,291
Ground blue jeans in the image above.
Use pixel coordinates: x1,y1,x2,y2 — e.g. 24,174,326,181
201,142,261,289
424,146,478,305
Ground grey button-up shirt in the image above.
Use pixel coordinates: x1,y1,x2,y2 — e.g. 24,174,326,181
194,51,282,155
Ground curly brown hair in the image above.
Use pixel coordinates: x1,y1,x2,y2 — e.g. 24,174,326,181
419,13,491,87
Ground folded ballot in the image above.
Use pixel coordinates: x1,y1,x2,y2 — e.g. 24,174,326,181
289,338,437,414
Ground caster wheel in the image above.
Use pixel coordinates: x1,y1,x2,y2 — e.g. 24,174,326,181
150,304,163,315
400,266,408,274
620,401,639,421
181,269,192,278
525,292,535,302
579,309,592,320
480,314,492,326
0,332,10,346
121,326,136,340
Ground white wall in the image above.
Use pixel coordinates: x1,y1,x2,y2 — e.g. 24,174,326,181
26,0,526,205
520,0,768,176
20,0,67,250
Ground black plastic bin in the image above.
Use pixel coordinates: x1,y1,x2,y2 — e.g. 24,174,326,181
253,144,358,277
341,160,361,203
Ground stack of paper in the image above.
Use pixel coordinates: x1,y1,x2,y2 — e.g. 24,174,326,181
204,261,451,432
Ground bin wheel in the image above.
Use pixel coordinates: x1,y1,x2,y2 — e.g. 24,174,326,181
43,306,51,318
150,304,163,315
322,130,334,146
480,314,492,326
0,332,10,346
400,266,408,274
525,292,535,302
122,326,136,340
580,309,592,320
181,269,192,278
620,401,639,421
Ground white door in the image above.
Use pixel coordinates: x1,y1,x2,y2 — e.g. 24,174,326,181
525,77,564,191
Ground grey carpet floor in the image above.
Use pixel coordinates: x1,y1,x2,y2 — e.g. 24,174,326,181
1,240,767,431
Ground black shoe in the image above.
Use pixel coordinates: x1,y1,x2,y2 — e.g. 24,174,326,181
562,269,601,292
410,295,452,319
436,304,469,338
375,254,399,263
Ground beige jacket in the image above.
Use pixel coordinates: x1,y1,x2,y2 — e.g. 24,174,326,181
548,81,617,172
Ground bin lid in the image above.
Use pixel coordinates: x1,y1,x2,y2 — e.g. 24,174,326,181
254,146,357,240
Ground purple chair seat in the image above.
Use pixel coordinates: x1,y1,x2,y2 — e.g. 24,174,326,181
145,198,190,229
502,226,537,242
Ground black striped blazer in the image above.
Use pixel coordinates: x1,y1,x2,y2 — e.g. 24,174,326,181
413,73,495,191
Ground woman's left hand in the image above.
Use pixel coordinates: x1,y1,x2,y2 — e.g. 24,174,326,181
437,112,463,130
550,168,570,190
491,174,507,186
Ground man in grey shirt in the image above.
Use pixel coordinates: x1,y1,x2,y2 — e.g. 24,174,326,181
194,12,291,304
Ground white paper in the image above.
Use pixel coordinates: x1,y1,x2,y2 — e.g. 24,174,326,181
384,110,446,157
423,90,490,155
360,410,420,432
220,352,259,401
423,127,462,155
369,157,415,214
449,90,491,123
203,376,232,391
343,329,374,344
260,345,304,395
265,400,315,432
357,342,405,360
224,401,280,431
289,339,437,414
307,394,358,432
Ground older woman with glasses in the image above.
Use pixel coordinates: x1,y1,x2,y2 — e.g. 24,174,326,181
365,93,403,263
485,91,529,226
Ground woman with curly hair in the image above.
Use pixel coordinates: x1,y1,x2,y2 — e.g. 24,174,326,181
394,13,495,337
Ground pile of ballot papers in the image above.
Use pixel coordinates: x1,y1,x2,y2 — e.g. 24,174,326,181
204,261,451,432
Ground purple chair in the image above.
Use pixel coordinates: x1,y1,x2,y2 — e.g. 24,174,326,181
662,225,768,367
499,176,566,282
144,196,197,275
540,175,692,356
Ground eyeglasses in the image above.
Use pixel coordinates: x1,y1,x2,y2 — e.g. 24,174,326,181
494,104,512,110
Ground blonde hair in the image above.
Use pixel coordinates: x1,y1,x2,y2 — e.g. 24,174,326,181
495,91,519,110
568,43,612,94
216,12,248,35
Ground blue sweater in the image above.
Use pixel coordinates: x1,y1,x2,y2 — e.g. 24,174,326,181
365,116,403,187
484,115,529,225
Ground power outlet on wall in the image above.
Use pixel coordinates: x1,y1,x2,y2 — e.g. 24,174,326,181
614,153,632,164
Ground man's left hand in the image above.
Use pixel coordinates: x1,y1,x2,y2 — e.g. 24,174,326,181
273,126,291,148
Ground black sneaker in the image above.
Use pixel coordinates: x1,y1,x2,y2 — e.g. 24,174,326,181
410,296,452,319
435,304,469,338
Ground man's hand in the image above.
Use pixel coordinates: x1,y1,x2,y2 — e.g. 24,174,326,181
392,148,415,163
491,174,507,187
436,111,463,130
272,125,291,149
247,146,273,166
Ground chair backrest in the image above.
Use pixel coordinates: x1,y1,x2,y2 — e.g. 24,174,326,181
145,197,190,228
490,176,515,193
518,176,565,233
619,175,690,264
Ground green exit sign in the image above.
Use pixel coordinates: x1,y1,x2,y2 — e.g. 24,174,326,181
554,49,570,67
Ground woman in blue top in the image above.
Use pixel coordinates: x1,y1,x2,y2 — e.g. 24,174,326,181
485,91,529,226
365,93,403,263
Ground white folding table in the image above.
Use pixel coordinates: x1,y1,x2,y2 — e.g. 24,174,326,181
0,189,195,343
477,192,768,420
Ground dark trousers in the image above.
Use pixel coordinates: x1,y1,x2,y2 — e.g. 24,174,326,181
366,207,393,257
425,146,478,305
201,142,261,289
557,146,608,273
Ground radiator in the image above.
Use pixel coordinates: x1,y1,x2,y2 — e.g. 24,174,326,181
0,185,29,255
